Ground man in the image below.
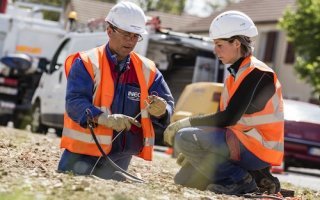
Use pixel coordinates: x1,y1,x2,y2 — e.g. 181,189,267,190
58,1,174,181
164,10,283,195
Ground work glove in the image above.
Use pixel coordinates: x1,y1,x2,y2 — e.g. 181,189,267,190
163,118,191,146
146,95,167,118
97,113,141,132
176,153,188,167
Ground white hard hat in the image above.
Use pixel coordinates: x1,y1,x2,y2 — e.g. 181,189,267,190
209,10,258,39
105,1,147,34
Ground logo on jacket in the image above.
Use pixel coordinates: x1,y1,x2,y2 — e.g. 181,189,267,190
128,91,140,101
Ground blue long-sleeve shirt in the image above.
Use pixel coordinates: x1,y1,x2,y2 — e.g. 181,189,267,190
65,44,174,154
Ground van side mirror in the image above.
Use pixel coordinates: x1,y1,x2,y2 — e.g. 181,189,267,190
0,54,32,71
38,57,50,73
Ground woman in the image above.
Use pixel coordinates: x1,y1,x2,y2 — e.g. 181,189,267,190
163,10,284,195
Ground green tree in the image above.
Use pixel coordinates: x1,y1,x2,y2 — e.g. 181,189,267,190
279,0,320,96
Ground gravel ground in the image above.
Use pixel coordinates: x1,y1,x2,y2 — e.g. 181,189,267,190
0,126,318,200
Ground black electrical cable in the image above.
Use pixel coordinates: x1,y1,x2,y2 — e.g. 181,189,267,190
86,109,144,183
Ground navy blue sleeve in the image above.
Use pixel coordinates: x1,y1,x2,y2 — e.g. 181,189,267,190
65,58,103,127
148,69,174,128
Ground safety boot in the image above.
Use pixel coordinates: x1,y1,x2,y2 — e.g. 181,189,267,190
176,153,188,167
249,166,281,194
206,173,258,195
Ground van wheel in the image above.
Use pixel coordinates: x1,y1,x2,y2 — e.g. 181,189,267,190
31,102,46,134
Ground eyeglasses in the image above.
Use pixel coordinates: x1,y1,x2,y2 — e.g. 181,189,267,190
110,25,143,42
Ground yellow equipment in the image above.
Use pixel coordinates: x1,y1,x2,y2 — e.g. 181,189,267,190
171,82,224,122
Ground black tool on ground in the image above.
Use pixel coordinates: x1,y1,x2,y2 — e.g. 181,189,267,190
243,188,295,199
85,109,144,183
279,188,295,198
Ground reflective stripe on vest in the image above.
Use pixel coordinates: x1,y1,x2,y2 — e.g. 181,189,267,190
85,48,101,100
220,56,284,165
130,52,157,160
139,55,153,86
61,45,156,161
243,128,283,151
144,137,155,146
63,127,112,145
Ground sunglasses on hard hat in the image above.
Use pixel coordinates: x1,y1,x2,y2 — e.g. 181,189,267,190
110,24,143,42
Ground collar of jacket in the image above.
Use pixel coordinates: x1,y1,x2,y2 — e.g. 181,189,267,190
227,57,245,77
106,43,130,72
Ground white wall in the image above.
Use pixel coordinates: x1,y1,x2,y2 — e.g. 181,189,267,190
255,24,313,102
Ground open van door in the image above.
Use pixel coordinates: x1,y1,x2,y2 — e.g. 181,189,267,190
31,38,71,133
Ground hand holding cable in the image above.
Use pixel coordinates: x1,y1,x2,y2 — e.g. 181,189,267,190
146,95,167,118
97,95,157,142
97,114,141,132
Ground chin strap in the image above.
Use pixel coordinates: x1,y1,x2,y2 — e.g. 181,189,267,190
86,109,144,183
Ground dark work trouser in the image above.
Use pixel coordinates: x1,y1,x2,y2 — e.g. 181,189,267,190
174,126,269,189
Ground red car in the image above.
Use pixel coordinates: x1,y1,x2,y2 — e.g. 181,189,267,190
283,99,320,170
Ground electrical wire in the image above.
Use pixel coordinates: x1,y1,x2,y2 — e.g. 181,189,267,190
86,109,144,183
86,96,156,182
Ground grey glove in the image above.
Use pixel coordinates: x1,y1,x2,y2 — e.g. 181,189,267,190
97,113,141,132
163,118,191,146
146,95,167,117
176,153,188,167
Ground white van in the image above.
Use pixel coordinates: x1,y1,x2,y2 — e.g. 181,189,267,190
30,32,108,133
0,2,66,127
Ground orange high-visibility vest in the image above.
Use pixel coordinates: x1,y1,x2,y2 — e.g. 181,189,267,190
220,56,284,165
60,45,157,161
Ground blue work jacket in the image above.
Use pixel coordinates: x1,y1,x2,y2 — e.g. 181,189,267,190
65,44,174,155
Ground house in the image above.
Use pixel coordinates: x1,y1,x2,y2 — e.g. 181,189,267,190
179,0,315,102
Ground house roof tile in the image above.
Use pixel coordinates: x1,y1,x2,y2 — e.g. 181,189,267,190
178,0,296,33
70,0,200,31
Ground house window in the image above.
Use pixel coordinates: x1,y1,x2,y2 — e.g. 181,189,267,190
263,31,278,63
285,42,295,64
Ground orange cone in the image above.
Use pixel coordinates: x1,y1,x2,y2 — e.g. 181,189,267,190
165,147,173,155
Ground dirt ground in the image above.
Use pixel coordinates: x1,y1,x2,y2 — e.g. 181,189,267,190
0,127,318,200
